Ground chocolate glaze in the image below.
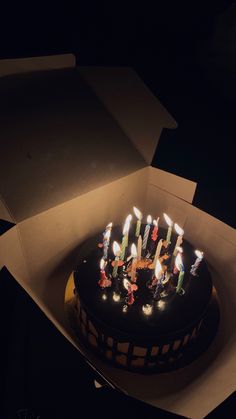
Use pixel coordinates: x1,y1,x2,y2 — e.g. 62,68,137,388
74,225,212,344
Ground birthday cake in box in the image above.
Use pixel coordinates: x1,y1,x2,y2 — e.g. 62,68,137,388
66,208,220,373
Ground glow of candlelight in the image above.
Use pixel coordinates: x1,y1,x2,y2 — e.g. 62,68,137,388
142,304,153,316
147,215,152,224
104,230,111,242
123,215,131,235
113,241,121,257
106,222,113,229
175,253,184,272
155,259,163,279
131,243,137,258
133,206,142,220
102,294,107,300
100,258,106,271
163,213,173,227
113,292,120,302
195,250,204,259
174,223,184,236
157,300,166,311
123,277,130,290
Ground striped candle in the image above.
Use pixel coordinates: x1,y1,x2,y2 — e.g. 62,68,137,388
142,215,152,250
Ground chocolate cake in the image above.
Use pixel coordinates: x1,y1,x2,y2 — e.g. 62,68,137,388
67,214,219,373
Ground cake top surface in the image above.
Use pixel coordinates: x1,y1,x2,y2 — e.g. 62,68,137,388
74,218,212,342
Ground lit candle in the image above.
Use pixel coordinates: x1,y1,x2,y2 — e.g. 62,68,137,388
133,206,142,237
163,213,173,243
151,217,159,241
103,222,112,259
123,277,138,306
173,224,184,256
190,250,204,276
172,246,183,273
120,216,132,260
142,215,152,251
130,243,138,282
98,258,111,288
154,259,164,299
175,253,185,295
153,238,163,267
137,235,142,261
112,241,121,278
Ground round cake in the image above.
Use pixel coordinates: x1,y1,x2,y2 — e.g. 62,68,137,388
67,212,219,373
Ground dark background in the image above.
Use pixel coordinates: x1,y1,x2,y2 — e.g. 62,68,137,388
0,1,235,228
0,3,236,418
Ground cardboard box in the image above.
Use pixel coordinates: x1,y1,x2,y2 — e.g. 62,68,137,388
0,54,235,419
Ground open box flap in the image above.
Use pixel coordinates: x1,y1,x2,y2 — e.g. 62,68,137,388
79,66,177,164
0,65,150,223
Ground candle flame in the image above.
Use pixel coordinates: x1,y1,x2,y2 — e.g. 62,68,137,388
147,215,152,224
131,243,137,258
106,222,113,229
195,250,204,259
176,246,183,253
174,223,184,236
123,215,132,235
175,253,184,271
153,217,159,226
155,259,162,279
113,241,121,256
104,229,111,241
100,258,106,270
123,277,130,290
163,213,173,227
133,206,142,220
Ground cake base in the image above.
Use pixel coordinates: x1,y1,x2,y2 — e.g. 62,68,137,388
65,274,220,374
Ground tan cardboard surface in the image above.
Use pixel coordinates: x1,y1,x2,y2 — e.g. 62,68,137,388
79,67,177,164
0,54,75,77
148,166,197,204
0,68,146,222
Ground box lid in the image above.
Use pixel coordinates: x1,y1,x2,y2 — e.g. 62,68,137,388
0,55,177,223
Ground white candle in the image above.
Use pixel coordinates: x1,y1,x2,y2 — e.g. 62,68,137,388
142,215,152,250
137,235,142,261
190,250,204,276
153,239,163,267
133,206,142,237
130,243,138,282
173,223,184,256
163,213,173,243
